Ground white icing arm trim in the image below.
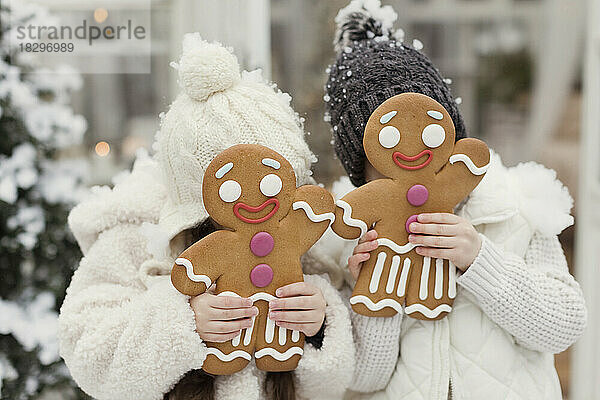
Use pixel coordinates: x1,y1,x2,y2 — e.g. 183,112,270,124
449,153,490,176
349,295,403,314
404,303,452,319
377,238,420,254
175,258,212,287
292,201,335,224
255,347,304,361
206,348,252,362
336,200,368,236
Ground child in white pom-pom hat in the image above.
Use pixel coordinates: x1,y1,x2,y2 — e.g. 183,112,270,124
58,33,354,400
317,0,587,399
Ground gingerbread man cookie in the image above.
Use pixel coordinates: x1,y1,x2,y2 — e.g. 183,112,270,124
331,93,490,320
171,144,335,375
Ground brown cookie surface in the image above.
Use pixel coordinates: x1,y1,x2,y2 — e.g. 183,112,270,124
331,93,490,320
171,144,334,374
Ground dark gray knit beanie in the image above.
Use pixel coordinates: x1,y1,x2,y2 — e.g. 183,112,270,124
325,0,467,187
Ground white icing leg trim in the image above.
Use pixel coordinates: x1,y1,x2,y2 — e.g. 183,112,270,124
232,332,241,347
397,258,411,297
206,348,252,362
350,295,403,314
218,291,288,347
243,316,255,346
292,330,300,342
336,200,368,236
404,303,452,319
386,255,401,294
449,153,490,176
448,262,457,299
369,252,387,293
292,201,335,224
265,316,275,344
175,258,212,286
434,259,444,300
278,326,287,346
255,347,304,361
419,257,431,300
377,238,420,254
218,292,256,347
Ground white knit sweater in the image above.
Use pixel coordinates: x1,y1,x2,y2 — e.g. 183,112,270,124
348,233,586,392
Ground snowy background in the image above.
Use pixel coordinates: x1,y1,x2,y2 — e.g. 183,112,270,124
0,0,593,399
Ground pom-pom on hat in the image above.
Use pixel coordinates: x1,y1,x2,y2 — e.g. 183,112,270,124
325,0,466,187
156,33,316,239
177,34,241,102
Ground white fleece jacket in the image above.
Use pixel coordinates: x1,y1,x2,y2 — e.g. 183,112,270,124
59,154,355,400
316,153,586,400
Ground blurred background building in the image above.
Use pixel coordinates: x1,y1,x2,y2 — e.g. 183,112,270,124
2,0,598,398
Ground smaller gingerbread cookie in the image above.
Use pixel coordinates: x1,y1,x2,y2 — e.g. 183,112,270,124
331,93,490,320
171,144,335,375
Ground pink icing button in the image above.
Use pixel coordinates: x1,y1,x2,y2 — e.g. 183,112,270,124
250,232,274,257
406,214,419,233
250,264,274,288
406,184,429,206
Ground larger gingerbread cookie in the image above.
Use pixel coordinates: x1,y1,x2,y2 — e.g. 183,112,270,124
331,93,490,321
171,144,335,375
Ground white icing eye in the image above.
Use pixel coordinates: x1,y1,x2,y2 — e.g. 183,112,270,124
421,124,446,148
378,126,400,148
260,174,282,197
219,180,242,203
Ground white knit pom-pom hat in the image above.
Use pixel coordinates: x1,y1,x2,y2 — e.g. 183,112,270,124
156,33,316,239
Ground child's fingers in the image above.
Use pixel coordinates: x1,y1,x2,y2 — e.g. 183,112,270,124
348,253,369,279
276,282,317,298
409,222,458,236
358,229,378,244
205,319,253,334
274,321,313,333
353,239,378,254
201,331,242,343
409,234,456,248
415,246,454,259
269,296,315,310
209,295,253,309
417,213,460,224
210,306,258,321
348,253,370,268
269,309,320,323
205,284,216,294
274,320,324,337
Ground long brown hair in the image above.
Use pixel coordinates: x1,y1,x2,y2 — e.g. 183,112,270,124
165,219,296,400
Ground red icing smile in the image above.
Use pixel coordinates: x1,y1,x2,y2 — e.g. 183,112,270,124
393,150,433,170
233,198,280,224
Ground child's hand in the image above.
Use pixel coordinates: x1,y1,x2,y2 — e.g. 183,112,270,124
268,282,326,337
347,230,379,280
190,287,259,343
408,213,481,271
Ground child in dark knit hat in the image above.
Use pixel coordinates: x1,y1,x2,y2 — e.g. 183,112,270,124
322,1,586,398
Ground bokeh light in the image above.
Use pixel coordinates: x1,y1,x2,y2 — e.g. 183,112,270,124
94,141,110,157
